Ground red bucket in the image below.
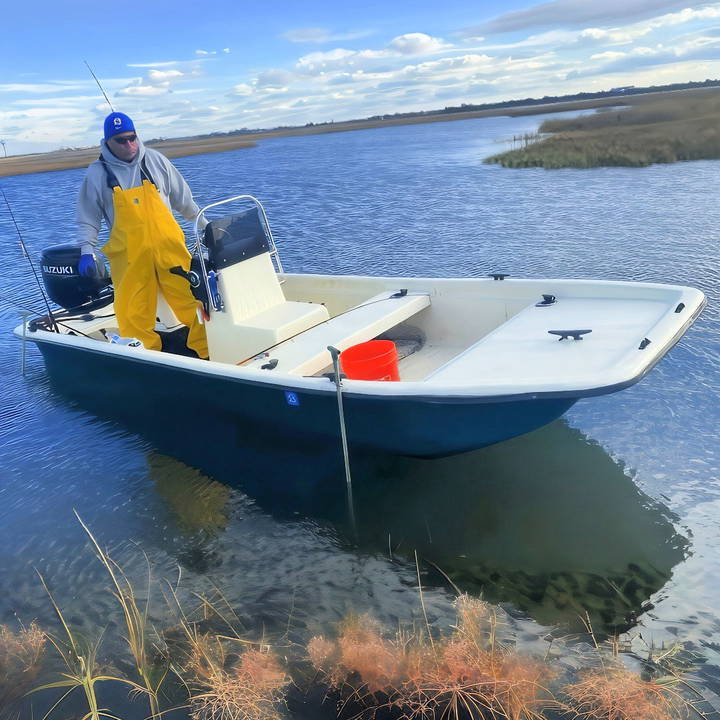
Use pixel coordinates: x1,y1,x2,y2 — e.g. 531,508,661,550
340,340,400,381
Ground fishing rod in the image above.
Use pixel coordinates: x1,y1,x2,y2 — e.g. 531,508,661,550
0,296,100,340
0,186,60,332
84,60,114,111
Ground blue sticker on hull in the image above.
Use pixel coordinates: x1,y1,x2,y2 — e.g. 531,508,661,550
285,391,300,407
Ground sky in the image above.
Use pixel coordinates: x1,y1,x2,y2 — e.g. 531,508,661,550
2,0,720,155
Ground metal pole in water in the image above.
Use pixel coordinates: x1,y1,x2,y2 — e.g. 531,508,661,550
327,345,357,536
19,311,29,376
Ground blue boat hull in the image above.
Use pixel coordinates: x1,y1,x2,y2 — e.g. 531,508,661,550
36,340,577,457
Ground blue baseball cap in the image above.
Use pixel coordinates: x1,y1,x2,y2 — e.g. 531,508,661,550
104,112,135,140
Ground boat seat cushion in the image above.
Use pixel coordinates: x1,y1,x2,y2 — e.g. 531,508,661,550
219,253,287,323
206,249,331,364
231,301,330,362
241,290,431,376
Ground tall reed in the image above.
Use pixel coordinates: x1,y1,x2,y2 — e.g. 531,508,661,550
32,571,141,720
76,512,169,718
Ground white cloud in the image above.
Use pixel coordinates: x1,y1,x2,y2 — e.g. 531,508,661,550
231,83,254,96
0,82,88,93
117,84,169,97
223,48,231,54
195,49,217,56
296,48,364,72
631,45,658,55
114,65,189,98
648,5,720,28
127,60,181,68
0,106,93,145
578,26,652,44
295,33,449,74
567,32,720,77
148,69,184,83
9,94,107,107
387,32,448,55
590,50,628,59
471,0,701,34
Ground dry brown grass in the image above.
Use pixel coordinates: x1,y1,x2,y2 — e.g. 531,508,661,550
308,595,556,720
0,622,46,707
186,642,289,720
562,666,687,720
168,591,290,720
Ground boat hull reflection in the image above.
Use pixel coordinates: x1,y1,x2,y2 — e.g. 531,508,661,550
48,370,687,634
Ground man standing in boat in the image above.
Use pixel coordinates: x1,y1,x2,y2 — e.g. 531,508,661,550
76,111,208,359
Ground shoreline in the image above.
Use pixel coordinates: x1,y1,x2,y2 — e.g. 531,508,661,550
0,89,709,178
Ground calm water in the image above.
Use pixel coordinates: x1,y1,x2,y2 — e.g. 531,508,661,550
1,112,719,716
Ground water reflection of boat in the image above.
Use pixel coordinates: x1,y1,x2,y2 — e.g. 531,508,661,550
349,421,688,633
149,453,230,535
19,199,705,457
48,376,687,634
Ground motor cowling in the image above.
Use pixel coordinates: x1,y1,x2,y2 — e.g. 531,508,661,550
40,244,113,312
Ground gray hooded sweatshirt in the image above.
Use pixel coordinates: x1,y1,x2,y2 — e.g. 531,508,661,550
76,139,204,254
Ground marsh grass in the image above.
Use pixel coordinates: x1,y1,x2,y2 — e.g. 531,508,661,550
558,614,712,720
167,588,290,720
32,571,142,720
0,621,46,712
308,595,556,720
306,599,718,720
76,512,169,718
185,643,289,720
563,667,689,720
13,518,715,720
485,90,720,168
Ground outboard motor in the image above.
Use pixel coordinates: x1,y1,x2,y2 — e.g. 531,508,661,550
40,244,113,313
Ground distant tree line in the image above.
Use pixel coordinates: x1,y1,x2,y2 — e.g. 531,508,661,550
433,78,720,115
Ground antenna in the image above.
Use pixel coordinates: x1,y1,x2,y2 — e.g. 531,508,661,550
84,59,115,111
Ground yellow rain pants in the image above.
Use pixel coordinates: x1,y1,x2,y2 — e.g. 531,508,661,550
102,179,208,358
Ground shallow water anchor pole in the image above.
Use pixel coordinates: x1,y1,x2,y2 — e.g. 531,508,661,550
327,345,357,535
19,311,30,376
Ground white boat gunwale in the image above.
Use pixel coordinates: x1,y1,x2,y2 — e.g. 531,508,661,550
14,277,705,404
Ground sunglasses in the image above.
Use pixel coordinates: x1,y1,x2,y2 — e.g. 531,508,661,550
112,133,137,145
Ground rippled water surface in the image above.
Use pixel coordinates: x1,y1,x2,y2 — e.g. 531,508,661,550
1,112,719,716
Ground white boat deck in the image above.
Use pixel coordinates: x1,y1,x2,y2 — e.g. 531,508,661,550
427,296,676,388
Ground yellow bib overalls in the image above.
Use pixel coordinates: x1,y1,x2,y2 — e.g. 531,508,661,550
100,161,208,359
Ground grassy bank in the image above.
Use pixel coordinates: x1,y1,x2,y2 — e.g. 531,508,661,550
485,88,720,169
